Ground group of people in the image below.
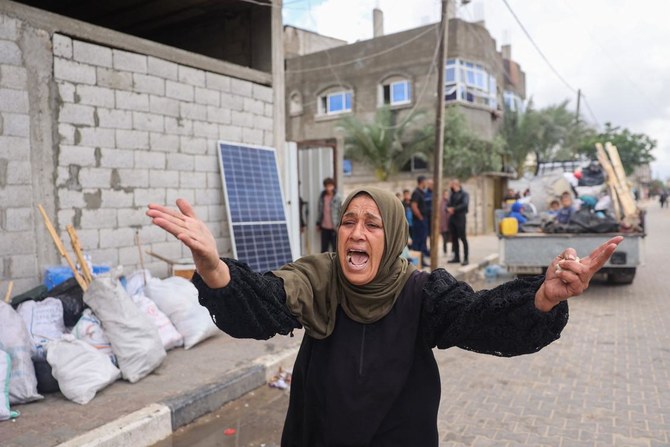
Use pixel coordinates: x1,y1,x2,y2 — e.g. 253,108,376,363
505,189,577,227
401,176,470,266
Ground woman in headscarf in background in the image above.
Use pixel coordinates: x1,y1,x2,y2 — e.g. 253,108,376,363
147,187,622,447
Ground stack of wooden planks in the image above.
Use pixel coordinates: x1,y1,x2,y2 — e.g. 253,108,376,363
594,142,640,228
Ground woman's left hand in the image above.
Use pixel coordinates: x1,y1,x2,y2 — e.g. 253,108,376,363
535,236,624,312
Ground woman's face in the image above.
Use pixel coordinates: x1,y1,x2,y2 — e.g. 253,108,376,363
337,195,385,285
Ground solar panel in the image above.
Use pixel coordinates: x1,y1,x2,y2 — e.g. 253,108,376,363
217,141,294,272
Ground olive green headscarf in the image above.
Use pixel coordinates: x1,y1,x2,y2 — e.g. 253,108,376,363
272,187,416,339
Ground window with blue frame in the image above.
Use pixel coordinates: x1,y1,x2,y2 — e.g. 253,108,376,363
381,79,412,106
319,90,353,115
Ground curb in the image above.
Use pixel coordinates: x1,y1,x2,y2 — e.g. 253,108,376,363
55,346,300,447
453,253,499,282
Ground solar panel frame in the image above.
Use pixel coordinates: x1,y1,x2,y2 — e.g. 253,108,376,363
217,141,295,272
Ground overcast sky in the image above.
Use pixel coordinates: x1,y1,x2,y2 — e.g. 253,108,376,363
283,0,670,181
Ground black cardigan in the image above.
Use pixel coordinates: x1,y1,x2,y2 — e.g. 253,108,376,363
193,260,569,447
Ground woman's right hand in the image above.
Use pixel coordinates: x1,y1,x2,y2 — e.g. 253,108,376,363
146,199,230,288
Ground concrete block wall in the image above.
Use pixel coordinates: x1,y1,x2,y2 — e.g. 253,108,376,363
52,33,275,279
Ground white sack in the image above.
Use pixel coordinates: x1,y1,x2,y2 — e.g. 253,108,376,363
1,350,20,421
17,298,66,359
130,292,183,350
84,276,166,383
0,302,42,404
145,276,218,349
125,269,152,297
72,309,117,365
46,335,120,405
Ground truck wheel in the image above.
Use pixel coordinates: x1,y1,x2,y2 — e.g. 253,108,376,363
607,268,636,285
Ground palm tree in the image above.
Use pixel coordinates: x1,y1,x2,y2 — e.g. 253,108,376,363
337,107,425,181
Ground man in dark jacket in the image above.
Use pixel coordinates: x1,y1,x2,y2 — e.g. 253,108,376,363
410,176,430,262
447,179,469,265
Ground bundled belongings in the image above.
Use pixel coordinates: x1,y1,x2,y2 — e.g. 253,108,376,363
145,276,219,349
1,349,20,421
578,161,605,186
72,309,117,365
17,298,66,359
543,208,620,234
84,273,166,383
46,335,120,405
0,302,43,404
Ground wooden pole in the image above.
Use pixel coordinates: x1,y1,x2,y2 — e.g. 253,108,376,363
3,281,13,304
430,0,449,270
135,230,147,286
66,225,93,284
37,204,88,291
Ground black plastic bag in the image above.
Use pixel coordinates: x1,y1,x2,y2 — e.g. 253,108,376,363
570,208,620,233
48,278,86,327
33,358,60,394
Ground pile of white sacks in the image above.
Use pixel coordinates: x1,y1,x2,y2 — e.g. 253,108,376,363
0,269,218,418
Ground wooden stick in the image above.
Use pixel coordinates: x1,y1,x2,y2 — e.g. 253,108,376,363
3,281,13,304
135,231,147,286
66,225,93,284
37,204,88,291
145,250,175,265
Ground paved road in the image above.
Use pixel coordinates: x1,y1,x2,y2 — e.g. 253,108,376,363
158,203,669,447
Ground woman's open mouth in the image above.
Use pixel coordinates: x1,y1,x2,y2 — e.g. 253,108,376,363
346,249,369,271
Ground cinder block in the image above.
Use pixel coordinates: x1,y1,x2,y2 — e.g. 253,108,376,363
117,207,148,226
54,58,96,85
9,254,38,278
219,125,241,142
242,127,264,146
113,49,147,74
149,95,180,117
70,228,100,250
149,240,182,260
166,188,194,205
79,208,118,229
59,103,95,126
149,132,180,152
264,103,273,117
0,16,19,40
76,85,115,108
252,84,273,103
2,112,30,137
6,160,31,185
87,247,119,267
97,108,132,129
116,129,149,150
180,103,207,121
180,136,207,155
58,123,76,145
0,88,28,113
99,148,135,168
0,41,22,65
52,34,72,58
147,56,178,81
133,111,164,132
166,153,194,171
180,171,207,189
243,98,265,116
133,188,166,208
190,205,209,221
164,117,193,136
116,91,149,112
206,173,222,190
0,230,35,256
133,73,165,96
134,151,166,169
194,188,222,206
57,188,86,208
0,65,27,89
166,81,194,102
193,121,219,139
57,208,76,228
221,92,244,111
178,66,206,87
73,40,112,67
57,81,75,103
117,168,149,188
78,127,116,148
231,111,253,128
79,167,113,188
206,72,231,91
230,78,252,97
194,155,218,173
263,130,274,148
206,106,231,125
97,67,133,90
139,224,169,244
208,204,226,222
149,169,179,188
119,245,141,267
255,115,273,132
0,135,30,160
99,227,136,248
194,87,220,106
5,207,33,232
101,189,134,208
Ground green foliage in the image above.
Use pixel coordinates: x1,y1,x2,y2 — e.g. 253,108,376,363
576,122,656,175
337,107,425,181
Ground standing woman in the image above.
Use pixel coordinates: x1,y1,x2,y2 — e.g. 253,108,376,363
439,188,451,257
147,187,622,447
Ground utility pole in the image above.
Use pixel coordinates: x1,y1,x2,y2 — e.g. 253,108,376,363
575,88,581,125
430,0,449,270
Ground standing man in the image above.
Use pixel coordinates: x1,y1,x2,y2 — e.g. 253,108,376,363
316,177,342,253
447,179,469,266
424,179,434,236
411,176,430,263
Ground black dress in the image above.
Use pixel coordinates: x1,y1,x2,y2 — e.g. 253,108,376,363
193,260,569,447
